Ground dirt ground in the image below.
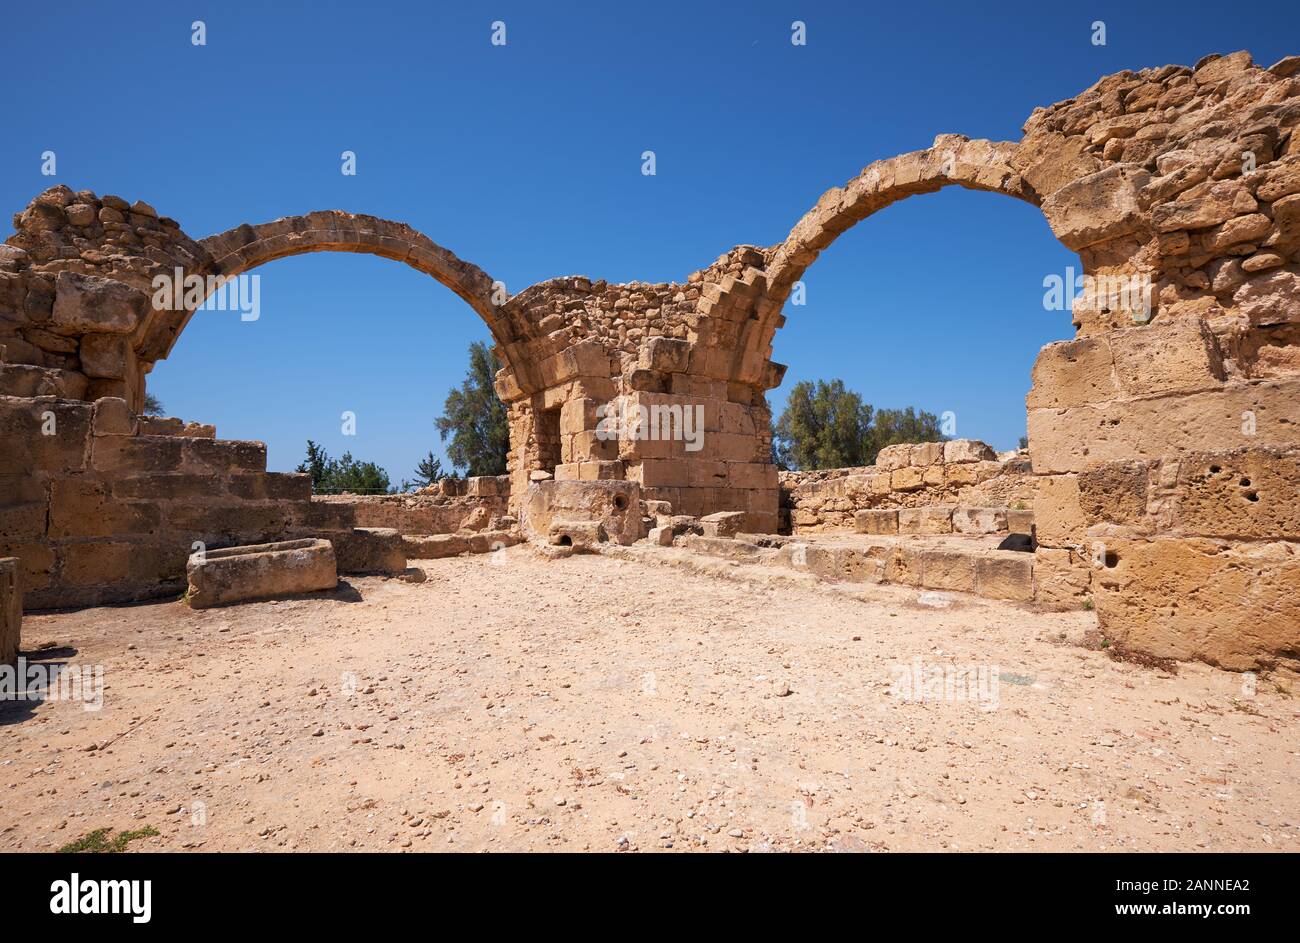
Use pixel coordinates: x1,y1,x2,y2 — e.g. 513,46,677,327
2,545,1296,852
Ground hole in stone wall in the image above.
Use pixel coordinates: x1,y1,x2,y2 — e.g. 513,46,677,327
536,407,561,475
612,493,628,511
1103,551,1119,568
557,534,573,547
1246,491,1259,502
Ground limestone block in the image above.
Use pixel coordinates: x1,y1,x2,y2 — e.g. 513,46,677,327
91,397,135,436
920,550,977,592
953,507,1008,534
639,336,690,373
331,527,406,575
48,478,160,539
699,511,746,538
579,460,625,481
0,364,88,400
1,557,19,665
1107,319,1224,398
549,519,606,550
1015,131,1100,199
137,416,213,437
1041,164,1149,250
466,475,505,497
898,506,953,535
79,334,134,379
913,442,944,465
1076,460,1149,526
521,479,642,545
185,538,337,609
854,509,898,535
890,466,924,491
647,525,673,546
1006,508,1035,534
1094,538,1300,670
875,444,915,470
1032,547,1092,610
1028,377,1300,474
1027,336,1119,409
49,271,147,336
884,546,924,586
1171,448,1300,539
1152,179,1251,232
1033,475,1085,547
942,439,997,463
975,554,1035,601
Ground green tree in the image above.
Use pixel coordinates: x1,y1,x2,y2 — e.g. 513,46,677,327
142,392,164,416
773,379,875,470
435,341,509,476
295,440,392,494
772,380,945,471
870,406,944,453
411,451,453,488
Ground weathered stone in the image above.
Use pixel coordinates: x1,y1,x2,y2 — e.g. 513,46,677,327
942,439,997,463
185,538,336,609
1006,508,1035,535
898,506,953,535
1094,538,1300,670
522,479,642,546
975,554,1034,602
1041,164,1149,250
1032,547,1092,610
548,519,606,550
331,527,406,575
1107,319,1223,397
0,557,19,664
1033,475,1085,547
49,272,146,335
699,510,746,538
853,509,898,535
953,507,1008,534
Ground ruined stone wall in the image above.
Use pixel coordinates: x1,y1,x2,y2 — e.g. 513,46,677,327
311,478,511,535
3,51,1300,667
780,441,1035,533
1037,446,1300,670
0,394,413,609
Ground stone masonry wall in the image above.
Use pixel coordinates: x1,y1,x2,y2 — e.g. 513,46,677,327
0,395,420,609
780,441,1035,533
3,51,1299,667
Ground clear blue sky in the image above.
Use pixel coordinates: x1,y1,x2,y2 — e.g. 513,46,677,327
4,2,1296,479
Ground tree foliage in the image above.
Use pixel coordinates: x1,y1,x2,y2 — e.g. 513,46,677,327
142,393,164,416
411,451,454,488
296,440,392,494
772,379,944,471
435,341,509,477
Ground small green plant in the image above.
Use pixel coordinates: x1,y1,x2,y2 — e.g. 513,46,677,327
1100,637,1111,649
1012,501,1027,510
58,825,159,854
1082,597,1094,611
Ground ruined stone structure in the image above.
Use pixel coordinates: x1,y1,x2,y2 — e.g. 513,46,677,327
2,51,1299,668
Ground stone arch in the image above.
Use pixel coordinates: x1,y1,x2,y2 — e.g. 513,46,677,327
139,210,534,391
718,136,1044,387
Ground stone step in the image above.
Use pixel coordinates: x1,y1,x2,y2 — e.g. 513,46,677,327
677,532,1035,603
402,530,519,559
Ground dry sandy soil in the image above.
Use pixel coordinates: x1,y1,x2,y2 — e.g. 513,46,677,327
2,545,1296,852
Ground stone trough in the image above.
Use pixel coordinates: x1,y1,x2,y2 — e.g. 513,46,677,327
186,538,337,609
1,557,20,665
